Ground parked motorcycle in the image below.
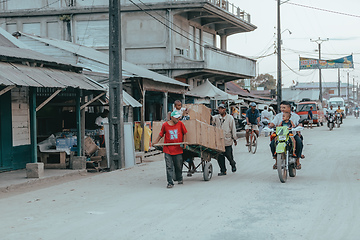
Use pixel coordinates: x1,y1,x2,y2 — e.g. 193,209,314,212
327,113,335,130
235,116,247,132
264,126,304,183
336,112,342,128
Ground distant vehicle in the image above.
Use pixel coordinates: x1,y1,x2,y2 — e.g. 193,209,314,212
296,101,325,126
328,97,345,112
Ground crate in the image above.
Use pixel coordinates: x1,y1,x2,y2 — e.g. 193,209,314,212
38,152,67,169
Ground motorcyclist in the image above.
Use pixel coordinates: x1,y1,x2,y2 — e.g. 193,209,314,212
335,105,344,124
354,105,359,118
326,105,336,128
268,101,304,170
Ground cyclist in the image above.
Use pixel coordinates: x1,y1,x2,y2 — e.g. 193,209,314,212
245,102,260,146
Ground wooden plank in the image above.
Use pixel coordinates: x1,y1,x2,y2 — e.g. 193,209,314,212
36,89,62,112
80,92,106,110
0,85,15,96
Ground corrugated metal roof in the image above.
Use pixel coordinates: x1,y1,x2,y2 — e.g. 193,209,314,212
0,62,105,91
19,32,189,87
123,90,142,107
0,27,30,49
0,29,82,71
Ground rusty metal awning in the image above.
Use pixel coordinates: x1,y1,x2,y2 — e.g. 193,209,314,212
0,62,105,91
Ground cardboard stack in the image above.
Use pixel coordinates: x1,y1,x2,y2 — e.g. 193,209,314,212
151,104,225,152
152,121,165,144
184,104,212,124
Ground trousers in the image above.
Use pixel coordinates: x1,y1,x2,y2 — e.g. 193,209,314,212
217,146,236,173
164,153,183,185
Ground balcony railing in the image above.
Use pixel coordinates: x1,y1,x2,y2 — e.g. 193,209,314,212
205,0,251,23
171,0,251,23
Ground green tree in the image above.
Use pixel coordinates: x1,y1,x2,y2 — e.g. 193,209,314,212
235,74,276,90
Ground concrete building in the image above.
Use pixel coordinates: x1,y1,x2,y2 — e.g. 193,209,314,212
291,82,356,101
0,0,257,88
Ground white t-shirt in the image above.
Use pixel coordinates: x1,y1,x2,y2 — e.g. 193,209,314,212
261,110,273,122
271,112,300,126
95,116,108,135
326,109,336,115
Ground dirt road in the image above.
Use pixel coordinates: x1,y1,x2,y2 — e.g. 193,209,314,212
1,117,360,240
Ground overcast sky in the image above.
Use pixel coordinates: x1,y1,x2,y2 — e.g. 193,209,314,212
227,0,360,87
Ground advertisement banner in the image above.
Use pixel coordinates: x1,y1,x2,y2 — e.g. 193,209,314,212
299,55,354,70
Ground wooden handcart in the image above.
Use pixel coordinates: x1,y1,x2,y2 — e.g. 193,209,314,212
154,142,223,181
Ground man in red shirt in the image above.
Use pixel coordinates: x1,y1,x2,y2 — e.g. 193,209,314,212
153,110,188,188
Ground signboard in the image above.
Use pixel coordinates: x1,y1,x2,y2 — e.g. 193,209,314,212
299,55,354,70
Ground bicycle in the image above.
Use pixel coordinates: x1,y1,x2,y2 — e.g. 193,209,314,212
247,124,258,154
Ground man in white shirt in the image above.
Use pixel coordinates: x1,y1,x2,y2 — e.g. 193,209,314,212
95,109,109,147
259,106,273,136
269,101,303,170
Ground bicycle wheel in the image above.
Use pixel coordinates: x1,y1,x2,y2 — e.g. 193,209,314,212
248,133,252,152
277,153,287,183
251,133,257,154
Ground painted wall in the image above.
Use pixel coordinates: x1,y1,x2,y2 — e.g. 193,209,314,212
11,87,31,146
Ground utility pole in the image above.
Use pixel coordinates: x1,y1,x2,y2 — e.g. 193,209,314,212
276,0,282,113
347,71,349,104
310,37,328,104
338,68,341,97
353,77,355,101
109,0,125,170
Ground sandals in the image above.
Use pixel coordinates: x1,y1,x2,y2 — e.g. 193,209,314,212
273,164,277,169
167,184,174,188
296,164,302,170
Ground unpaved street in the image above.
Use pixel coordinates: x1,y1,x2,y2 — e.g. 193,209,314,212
1,117,360,240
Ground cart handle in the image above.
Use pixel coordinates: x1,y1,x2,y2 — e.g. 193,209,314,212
153,142,188,146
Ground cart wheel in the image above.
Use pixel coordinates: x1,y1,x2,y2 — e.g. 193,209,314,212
203,162,213,181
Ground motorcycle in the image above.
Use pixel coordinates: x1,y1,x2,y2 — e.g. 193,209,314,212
264,125,304,183
235,116,247,132
355,109,359,119
336,112,342,128
327,113,335,130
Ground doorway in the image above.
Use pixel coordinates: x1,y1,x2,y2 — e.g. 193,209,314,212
0,90,13,171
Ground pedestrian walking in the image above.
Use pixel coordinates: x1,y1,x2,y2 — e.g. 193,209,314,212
212,104,238,176
153,110,188,188
308,106,313,129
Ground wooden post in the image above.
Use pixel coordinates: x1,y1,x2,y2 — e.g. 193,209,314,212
29,87,37,163
141,89,146,152
76,89,81,156
163,92,168,120
81,94,86,156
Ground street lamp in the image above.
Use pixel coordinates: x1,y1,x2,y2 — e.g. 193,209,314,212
310,37,329,104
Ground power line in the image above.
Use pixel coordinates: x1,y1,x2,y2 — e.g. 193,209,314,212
75,0,95,54
128,0,266,61
286,2,360,18
281,58,316,77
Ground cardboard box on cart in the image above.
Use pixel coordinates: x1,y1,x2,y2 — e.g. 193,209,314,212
152,119,224,152
184,104,212,124
215,127,225,152
151,121,165,144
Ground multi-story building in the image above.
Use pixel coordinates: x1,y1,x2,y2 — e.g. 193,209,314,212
0,0,257,89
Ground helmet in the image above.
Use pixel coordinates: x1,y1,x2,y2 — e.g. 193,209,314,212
249,102,256,107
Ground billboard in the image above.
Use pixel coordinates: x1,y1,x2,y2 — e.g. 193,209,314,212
299,55,354,70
